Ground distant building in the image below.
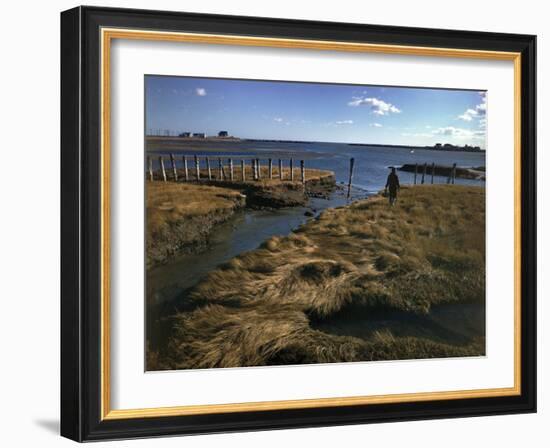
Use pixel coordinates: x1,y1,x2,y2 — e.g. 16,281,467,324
192,133,206,138
218,131,229,137
435,143,442,148
179,132,191,137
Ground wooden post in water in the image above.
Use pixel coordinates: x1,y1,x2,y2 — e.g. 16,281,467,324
278,159,283,180
159,156,167,182
229,158,234,181
268,158,273,179
290,158,294,181
148,156,153,181
300,160,305,185
170,154,178,181
414,163,418,185
241,160,245,181
451,163,457,184
347,157,355,199
182,156,189,181
220,158,228,180
421,162,427,184
194,156,200,181
218,158,223,180
431,162,435,184
206,158,212,180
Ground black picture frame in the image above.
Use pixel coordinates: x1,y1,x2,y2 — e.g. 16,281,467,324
61,5,536,442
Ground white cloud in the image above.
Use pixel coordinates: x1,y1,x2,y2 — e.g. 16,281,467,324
457,93,487,121
370,123,383,128
335,120,354,125
195,87,207,96
348,97,401,115
401,132,433,138
402,126,485,141
458,108,478,121
273,117,284,123
432,126,485,139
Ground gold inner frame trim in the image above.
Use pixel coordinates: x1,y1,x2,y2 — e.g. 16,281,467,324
100,27,522,421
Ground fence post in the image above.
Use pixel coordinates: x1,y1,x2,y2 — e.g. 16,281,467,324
241,160,245,181
290,158,294,181
452,163,457,184
229,158,234,181
414,163,418,185
268,158,273,179
159,156,167,182
148,156,153,181
278,159,283,180
218,158,223,180
170,153,178,181
257,159,261,179
347,158,355,198
206,158,212,180
300,160,305,185
252,159,257,180
431,162,435,184
194,156,200,181
183,156,189,181
421,162,427,184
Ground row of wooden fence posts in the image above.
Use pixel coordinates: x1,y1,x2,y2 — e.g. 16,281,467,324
149,155,460,195
148,154,307,184
413,162,456,185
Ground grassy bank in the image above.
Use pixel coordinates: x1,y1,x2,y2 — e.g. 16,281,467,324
151,185,486,370
146,182,246,269
146,168,335,268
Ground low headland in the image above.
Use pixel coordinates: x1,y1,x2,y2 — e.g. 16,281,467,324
148,184,486,370
398,163,486,180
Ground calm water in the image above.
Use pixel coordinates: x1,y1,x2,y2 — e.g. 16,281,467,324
148,140,486,192
146,142,486,350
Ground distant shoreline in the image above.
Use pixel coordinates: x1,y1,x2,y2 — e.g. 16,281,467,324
145,136,485,153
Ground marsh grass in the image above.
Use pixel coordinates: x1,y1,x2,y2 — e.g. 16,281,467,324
154,185,486,370
146,169,335,267
146,182,246,268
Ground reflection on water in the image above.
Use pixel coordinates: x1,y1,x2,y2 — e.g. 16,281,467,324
310,302,485,348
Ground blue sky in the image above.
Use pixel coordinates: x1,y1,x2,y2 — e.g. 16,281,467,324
145,76,487,148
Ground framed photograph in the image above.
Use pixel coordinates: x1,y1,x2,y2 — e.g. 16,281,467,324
60,6,536,441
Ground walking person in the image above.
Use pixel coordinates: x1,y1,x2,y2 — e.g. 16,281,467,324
385,167,400,206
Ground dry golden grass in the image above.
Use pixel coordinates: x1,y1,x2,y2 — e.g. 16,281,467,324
156,185,486,369
146,168,335,268
146,182,245,268
147,181,244,232
164,165,333,185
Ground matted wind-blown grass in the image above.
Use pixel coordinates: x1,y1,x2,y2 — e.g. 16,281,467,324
152,185,485,370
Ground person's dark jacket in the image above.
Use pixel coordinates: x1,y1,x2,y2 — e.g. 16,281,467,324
386,173,400,194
